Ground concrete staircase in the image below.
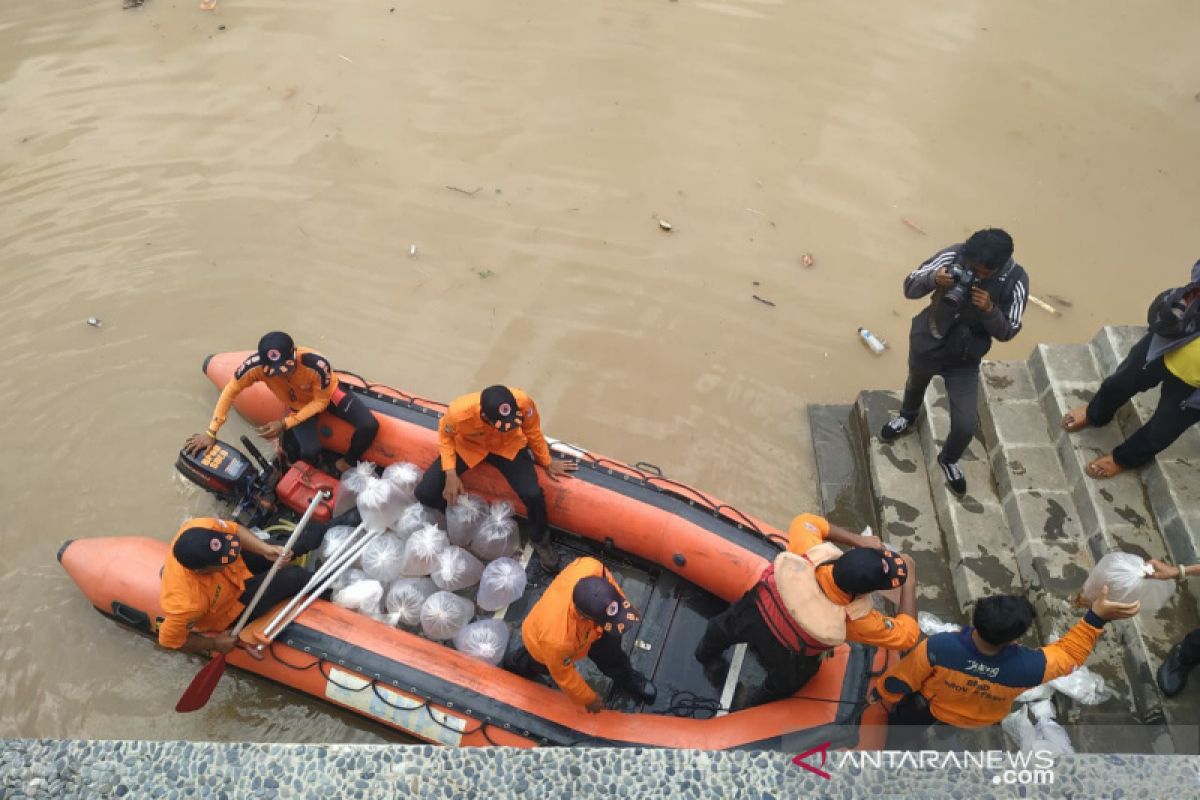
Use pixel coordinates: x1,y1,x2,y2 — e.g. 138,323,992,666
817,325,1200,754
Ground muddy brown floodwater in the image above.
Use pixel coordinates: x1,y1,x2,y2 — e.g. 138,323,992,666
2,0,1198,743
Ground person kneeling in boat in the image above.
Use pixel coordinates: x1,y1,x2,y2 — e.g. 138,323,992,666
503,556,657,712
414,385,575,572
158,518,311,655
694,514,919,707
874,589,1140,744
183,331,379,475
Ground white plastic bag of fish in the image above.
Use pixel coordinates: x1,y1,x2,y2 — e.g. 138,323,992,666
446,493,488,548
385,576,436,627
332,567,368,592
470,501,520,562
395,503,440,537
452,619,510,665
334,461,376,516
333,578,383,616
356,477,401,532
1048,665,1111,705
360,532,406,583
382,462,422,505
476,557,527,611
420,591,475,640
399,523,448,576
1080,552,1174,614
319,525,358,563
431,546,485,592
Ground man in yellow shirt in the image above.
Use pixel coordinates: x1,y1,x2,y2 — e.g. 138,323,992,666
413,385,574,571
694,514,919,706
1062,260,1200,477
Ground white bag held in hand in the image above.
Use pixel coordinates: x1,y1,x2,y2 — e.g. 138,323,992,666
385,577,437,627
382,462,422,504
357,477,400,532
1081,552,1175,614
446,493,488,547
420,591,475,640
400,524,449,576
396,503,439,537
470,501,521,562
360,533,406,583
334,461,376,515
432,546,485,592
452,619,511,665
319,525,357,562
333,578,384,616
477,557,528,611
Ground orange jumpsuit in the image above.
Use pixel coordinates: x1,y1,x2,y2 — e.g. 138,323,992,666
158,518,252,649
520,557,628,707
438,388,552,471
207,347,337,435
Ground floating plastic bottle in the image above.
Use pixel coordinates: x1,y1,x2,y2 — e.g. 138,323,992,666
857,327,887,355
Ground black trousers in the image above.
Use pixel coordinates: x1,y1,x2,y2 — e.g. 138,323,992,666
695,590,823,705
885,692,941,749
899,359,980,463
1086,332,1200,468
413,448,549,545
508,630,638,690
237,552,312,623
283,389,380,465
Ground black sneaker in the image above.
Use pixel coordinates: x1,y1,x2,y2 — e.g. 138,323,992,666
880,414,917,442
1157,642,1194,697
937,455,967,496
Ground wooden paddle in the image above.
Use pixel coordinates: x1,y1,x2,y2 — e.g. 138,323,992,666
175,489,330,713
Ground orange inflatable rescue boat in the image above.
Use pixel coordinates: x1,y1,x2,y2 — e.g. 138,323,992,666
58,352,893,749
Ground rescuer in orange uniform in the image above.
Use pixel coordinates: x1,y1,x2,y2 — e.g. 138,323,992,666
413,385,575,572
157,517,311,655
504,556,657,712
875,589,1140,741
694,514,920,706
184,331,379,474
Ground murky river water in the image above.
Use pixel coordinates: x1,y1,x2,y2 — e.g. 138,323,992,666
2,0,1198,742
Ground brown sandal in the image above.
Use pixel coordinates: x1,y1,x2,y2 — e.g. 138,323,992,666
1086,454,1124,479
1062,406,1090,433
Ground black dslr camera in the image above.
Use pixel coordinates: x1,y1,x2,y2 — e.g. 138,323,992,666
941,263,976,308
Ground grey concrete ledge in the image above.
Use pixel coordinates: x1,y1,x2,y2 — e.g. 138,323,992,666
2,739,1198,799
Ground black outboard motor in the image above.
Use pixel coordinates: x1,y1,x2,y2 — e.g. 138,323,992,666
175,436,280,526
176,439,256,499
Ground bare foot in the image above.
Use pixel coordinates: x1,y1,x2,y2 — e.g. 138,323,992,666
1086,453,1124,479
1062,405,1090,433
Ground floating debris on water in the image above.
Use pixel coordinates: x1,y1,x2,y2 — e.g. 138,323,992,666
1045,293,1073,308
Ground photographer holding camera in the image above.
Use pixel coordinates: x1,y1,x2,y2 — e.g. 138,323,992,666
880,229,1029,495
